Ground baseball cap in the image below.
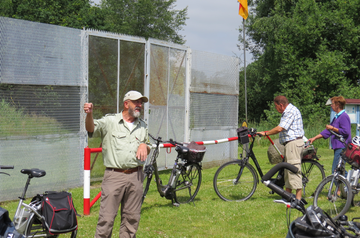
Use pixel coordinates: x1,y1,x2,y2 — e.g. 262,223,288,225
325,98,332,106
123,91,148,103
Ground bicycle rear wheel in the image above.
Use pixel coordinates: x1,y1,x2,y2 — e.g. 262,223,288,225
174,163,202,204
313,174,352,220
213,160,257,202
301,160,325,199
25,213,77,237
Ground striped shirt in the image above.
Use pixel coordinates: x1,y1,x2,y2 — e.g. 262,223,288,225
278,103,304,145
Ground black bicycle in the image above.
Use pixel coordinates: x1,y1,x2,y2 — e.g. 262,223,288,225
213,127,325,202
262,162,360,238
142,134,205,206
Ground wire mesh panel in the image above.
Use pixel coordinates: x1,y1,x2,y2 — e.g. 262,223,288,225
148,41,187,169
190,50,240,165
87,32,147,179
88,35,146,117
0,17,83,201
0,17,81,86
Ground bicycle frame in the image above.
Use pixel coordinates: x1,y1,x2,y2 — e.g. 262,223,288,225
241,132,283,181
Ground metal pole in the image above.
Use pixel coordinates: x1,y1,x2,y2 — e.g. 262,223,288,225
243,18,247,123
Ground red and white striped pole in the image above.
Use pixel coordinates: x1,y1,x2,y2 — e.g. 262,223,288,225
83,146,102,215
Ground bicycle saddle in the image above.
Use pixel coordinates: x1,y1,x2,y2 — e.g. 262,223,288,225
21,168,46,178
175,145,189,154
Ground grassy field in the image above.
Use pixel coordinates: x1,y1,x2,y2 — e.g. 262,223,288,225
2,145,360,238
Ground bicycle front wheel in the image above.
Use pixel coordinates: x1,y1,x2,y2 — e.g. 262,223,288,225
25,213,77,237
213,160,257,202
142,172,153,204
174,163,202,204
301,160,325,199
313,174,352,220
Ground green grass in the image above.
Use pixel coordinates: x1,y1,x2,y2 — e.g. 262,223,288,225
2,146,360,238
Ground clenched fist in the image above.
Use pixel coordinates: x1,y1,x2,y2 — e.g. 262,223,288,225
84,103,93,114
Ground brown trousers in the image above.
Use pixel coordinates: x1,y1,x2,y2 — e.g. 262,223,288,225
95,168,144,238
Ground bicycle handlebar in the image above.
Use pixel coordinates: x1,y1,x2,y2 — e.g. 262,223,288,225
328,129,347,145
262,162,298,181
261,162,307,214
0,165,14,169
148,133,183,147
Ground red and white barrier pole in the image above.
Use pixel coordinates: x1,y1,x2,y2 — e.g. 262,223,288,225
83,146,102,215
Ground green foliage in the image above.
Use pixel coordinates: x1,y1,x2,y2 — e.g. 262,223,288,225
101,0,188,44
240,0,360,124
0,99,67,136
0,0,106,29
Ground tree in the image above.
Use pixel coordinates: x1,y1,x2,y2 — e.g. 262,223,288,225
241,0,360,125
0,0,107,29
101,0,188,44
0,0,188,44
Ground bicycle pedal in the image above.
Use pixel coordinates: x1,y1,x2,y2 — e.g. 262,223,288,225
173,202,179,207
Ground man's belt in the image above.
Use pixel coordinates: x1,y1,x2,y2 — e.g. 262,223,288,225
107,166,142,174
283,137,303,146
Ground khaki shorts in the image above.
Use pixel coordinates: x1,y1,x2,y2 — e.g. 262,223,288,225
284,139,303,190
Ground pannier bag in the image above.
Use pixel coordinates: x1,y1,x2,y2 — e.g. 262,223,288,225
237,127,249,145
41,191,78,235
301,144,317,160
0,207,24,238
185,141,206,163
343,143,360,168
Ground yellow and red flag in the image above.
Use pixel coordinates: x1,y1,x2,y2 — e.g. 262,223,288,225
238,0,248,20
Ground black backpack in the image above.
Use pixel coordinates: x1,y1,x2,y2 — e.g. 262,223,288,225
41,191,78,235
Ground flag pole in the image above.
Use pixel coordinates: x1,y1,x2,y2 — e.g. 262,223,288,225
243,18,247,124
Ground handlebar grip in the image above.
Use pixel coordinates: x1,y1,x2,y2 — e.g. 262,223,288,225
264,181,294,202
0,165,14,169
262,162,298,181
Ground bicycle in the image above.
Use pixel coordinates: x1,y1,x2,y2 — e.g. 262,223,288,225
313,130,360,220
262,162,360,238
213,127,325,202
142,134,205,206
1,167,77,238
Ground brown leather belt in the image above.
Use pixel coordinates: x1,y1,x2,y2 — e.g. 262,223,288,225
283,137,303,146
107,166,142,174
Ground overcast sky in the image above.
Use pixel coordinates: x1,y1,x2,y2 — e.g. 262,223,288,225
175,0,252,63
92,0,253,63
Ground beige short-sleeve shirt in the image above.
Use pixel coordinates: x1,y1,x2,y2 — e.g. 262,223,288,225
89,112,150,169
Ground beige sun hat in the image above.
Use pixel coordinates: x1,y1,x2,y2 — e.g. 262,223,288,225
325,98,332,106
123,91,148,102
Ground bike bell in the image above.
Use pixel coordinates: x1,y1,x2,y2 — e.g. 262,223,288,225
352,136,360,146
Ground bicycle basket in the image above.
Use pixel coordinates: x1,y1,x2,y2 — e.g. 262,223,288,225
184,141,206,163
267,138,284,165
343,143,360,167
301,145,317,160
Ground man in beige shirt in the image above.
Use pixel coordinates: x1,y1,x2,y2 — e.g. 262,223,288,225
84,90,150,238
